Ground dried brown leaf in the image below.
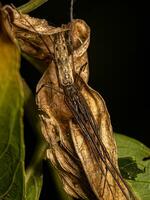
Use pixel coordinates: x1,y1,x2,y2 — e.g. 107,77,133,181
36,65,135,200
36,63,97,199
2,5,90,68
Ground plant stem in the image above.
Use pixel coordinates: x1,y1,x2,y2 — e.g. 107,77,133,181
17,0,48,14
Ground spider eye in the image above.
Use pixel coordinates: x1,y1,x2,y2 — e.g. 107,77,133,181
57,58,61,65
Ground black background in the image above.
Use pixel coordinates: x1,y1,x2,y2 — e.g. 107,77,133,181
1,0,150,199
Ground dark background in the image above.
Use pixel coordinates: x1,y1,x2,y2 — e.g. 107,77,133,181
1,0,150,199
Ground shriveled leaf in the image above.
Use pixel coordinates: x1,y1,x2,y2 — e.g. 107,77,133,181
0,17,25,200
34,16,137,198
3,6,90,79
116,134,150,200
3,5,64,62
36,51,135,199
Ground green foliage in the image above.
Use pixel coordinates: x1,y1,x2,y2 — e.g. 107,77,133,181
116,134,150,200
0,28,25,199
0,17,45,200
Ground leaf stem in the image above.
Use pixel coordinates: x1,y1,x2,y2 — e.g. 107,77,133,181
17,0,48,14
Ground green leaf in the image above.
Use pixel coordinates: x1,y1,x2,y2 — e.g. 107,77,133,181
18,0,48,14
115,134,150,200
0,26,25,199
